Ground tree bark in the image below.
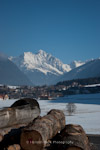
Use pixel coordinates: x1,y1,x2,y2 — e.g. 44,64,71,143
0,98,40,129
51,124,91,150
20,109,66,150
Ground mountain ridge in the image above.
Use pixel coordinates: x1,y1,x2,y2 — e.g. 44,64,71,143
10,50,71,75
10,50,85,85
6,50,100,86
0,54,32,86
56,58,100,83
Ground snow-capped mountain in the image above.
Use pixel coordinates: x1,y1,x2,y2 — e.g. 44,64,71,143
10,50,72,85
56,58,100,83
10,50,71,75
0,53,32,86
69,61,85,69
10,49,100,86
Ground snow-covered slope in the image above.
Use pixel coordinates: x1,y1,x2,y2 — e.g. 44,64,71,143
69,61,85,69
10,50,100,85
1,93,100,134
0,53,32,86
10,50,71,75
10,50,71,85
57,58,100,83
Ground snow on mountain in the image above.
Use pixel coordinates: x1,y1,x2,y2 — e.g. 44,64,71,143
56,58,100,83
10,50,71,75
0,54,32,86
10,50,72,85
10,50,99,86
69,60,85,69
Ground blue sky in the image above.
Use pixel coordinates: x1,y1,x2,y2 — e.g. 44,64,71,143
0,0,100,63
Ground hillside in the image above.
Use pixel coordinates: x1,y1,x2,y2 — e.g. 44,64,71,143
0,54,32,86
56,59,100,83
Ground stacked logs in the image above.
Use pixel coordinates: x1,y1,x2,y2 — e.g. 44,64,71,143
0,125,24,150
50,124,91,150
20,109,66,150
0,98,41,150
0,124,26,141
0,98,92,150
0,98,40,129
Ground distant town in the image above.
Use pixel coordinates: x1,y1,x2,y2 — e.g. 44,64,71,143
0,77,100,100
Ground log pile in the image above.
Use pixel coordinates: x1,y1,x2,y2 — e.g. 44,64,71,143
20,109,66,150
0,98,95,150
0,125,24,149
0,98,40,129
50,124,91,150
0,123,26,141
0,98,40,150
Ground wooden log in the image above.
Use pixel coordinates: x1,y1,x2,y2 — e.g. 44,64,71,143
7,144,21,150
0,98,40,129
20,109,66,150
51,124,91,150
0,133,3,142
0,123,26,137
0,125,25,149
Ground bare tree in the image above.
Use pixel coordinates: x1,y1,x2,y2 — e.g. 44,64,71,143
66,103,77,116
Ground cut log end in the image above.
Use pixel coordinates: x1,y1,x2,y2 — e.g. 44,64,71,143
7,144,21,150
21,130,44,150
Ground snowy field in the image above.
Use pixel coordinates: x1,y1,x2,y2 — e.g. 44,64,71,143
0,93,100,134
38,100,100,134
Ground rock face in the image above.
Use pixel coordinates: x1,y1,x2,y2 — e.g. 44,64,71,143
10,50,71,85
0,54,32,86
